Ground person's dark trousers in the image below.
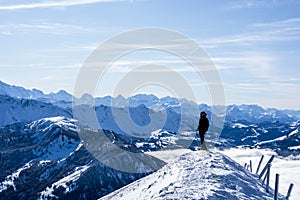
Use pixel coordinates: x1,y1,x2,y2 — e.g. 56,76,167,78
199,131,205,144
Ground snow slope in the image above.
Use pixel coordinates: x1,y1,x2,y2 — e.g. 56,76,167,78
256,127,299,146
101,151,283,200
0,117,165,199
221,148,300,200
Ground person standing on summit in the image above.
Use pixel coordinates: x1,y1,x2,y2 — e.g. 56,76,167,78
196,111,209,148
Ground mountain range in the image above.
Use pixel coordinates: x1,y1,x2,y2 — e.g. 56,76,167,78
0,117,165,199
0,80,299,199
1,80,300,154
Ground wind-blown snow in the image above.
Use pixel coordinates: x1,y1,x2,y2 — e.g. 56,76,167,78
101,151,281,200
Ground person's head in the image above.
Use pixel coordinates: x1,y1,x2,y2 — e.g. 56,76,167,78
200,111,207,117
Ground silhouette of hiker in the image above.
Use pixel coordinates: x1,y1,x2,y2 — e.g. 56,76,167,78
196,111,209,148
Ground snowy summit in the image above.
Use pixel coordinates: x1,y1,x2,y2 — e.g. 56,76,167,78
100,151,283,200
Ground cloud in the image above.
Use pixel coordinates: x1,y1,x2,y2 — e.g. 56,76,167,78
212,51,276,79
226,0,270,9
201,18,300,94
39,64,81,69
0,23,96,35
252,18,300,28
223,80,300,109
0,0,125,10
202,17,300,48
0,31,13,35
225,0,300,9
203,29,300,46
78,57,219,74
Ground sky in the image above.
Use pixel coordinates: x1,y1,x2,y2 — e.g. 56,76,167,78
0,0,300,109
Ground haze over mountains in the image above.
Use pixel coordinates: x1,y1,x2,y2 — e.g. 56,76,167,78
1,80,300,158
1,80,299,153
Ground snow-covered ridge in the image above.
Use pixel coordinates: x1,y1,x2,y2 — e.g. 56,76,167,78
0,117,165,199
257,128,299,146
0,116,81,162
28,116,78,133
221,148,300,200
100,151,284,200
0,161,33,192
0,80,72,101
39,165,90,199
0,94,71,126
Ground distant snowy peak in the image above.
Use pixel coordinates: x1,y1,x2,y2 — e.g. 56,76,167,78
0,116,79,144
0,80,39,99
0,80,72,101
27,117,80,161
126,94,182,108
0,94,71,126
226,104,297,123
101,151,283,200
1,80,300,123
26,116,78,134
46,90,73,101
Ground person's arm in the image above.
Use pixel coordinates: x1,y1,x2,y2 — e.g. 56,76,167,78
196,119,200,131
204,118,209,131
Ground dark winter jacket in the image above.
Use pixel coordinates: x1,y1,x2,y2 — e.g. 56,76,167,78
197,116,209,133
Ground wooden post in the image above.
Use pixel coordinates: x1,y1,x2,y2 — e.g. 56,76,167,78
274,174,279,200
259,155,275,179
286,183,294,200
249,160,253,173
266,163,270,193
262,171,267,185
256,155,264,174
244,163,247,168
262,164,270,186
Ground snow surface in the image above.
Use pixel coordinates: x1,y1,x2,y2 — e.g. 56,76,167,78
26,117,80,161
0,162,33,191
257,128,299,146
101,151,281,200
29,116,78,133
38,165,90,199
221,148,300,200
32,133,78,161
232,123,248,128
150,148,299,200
146,148,192,163
289,145,300,150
